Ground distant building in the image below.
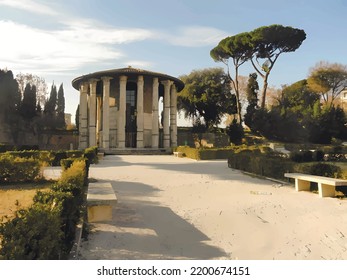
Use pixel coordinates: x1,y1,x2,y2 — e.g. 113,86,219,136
64,113,72,126
72,67,184,151
340,87,347,112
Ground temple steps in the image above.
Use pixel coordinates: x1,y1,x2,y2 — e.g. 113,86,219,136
100,148,172,155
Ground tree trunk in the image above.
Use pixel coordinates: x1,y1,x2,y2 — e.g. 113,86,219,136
260,73,270,108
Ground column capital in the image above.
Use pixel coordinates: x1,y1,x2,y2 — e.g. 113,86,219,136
120,75,128,83
89,78,99,85
101,76,113,83
79,82,89,93
161,80,173,87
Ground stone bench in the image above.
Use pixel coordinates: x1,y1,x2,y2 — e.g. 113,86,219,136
284,173,347,198
87,182,117,222
173,151,183,157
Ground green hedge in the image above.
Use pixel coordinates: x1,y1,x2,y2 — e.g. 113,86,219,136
175,146,200,160
84,146,99,164
228,151,295,180
227,152,342,180
0,154,42,183
175,146,235,160
2,149,90,166
0,160,87,259
294,162,342,178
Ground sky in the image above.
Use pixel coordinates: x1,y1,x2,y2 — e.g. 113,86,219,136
1,0,347,125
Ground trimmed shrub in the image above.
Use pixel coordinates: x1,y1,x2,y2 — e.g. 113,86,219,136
175,146,200,160
0,154,42,183
4,150,54,164
84,146,98,164
228,151,295,180
294,162,342,178
0,205,63,260
226,121,244,145
0,159,88,259
0,144,16,153
199,147,235,160
290,150,314,162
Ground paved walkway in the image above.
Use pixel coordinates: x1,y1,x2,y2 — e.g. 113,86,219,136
78,155,281,260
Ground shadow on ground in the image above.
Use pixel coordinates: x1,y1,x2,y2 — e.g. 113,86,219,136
80,179,227,260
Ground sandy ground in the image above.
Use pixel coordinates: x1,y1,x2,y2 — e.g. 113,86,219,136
78,155,347,260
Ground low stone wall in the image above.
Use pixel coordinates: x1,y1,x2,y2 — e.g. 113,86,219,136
1,129,79,151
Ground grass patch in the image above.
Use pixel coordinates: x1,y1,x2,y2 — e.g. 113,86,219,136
0,183,51,222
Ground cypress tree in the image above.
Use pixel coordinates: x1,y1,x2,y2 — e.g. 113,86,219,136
75,105,80,131
57,83,65,128
20,83,37,120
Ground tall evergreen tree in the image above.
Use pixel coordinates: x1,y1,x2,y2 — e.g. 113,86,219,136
0,69,21,143
244,73,259,129
57,83,65,128
44,83,57,115
75,105,80,131
20,83,37,120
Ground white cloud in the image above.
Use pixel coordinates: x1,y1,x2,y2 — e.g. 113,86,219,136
0,0,58,16
163,26,228,47
0,20,154,74
124,60,154,69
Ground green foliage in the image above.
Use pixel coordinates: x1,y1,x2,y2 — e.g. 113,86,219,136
175,146,200,160
59,160,86,187
246,77,347,144
20,83,37,120
228,150,295,180
307,62,347,107
56,83,65,129
0,154,42,183
246,107,306,142
251,25,306,108
211,24,306,109
84,146,99,164
177,68,233,128
290,150,325,162
0,205,63,260
210,33,253,123
0,159,87,259
75,105,80,131
0,69,21,143
294,162,342,178
226,120,244,145
4,150,54,163
175,146,236,160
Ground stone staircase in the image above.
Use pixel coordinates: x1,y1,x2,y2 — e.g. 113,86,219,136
101,148,172,155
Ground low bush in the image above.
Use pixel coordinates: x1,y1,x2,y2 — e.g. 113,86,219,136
0,205,63,260
175,146,200,160
228,151,295,180
84,146,98,164
199,148,235,160
290,150,325,163
4,150,54,164
0,159,87,259
294,162,342,178
0,154,42,183
175,146,238,160
228,151,342,181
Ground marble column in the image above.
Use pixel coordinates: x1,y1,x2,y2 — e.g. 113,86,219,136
96,96,102,146
79,82,88,149
88,79,98,147
102,76,112,150
152,77,159,148
137,75,144,148
162,80,172,148
170,84,178,147
118,75,127,148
